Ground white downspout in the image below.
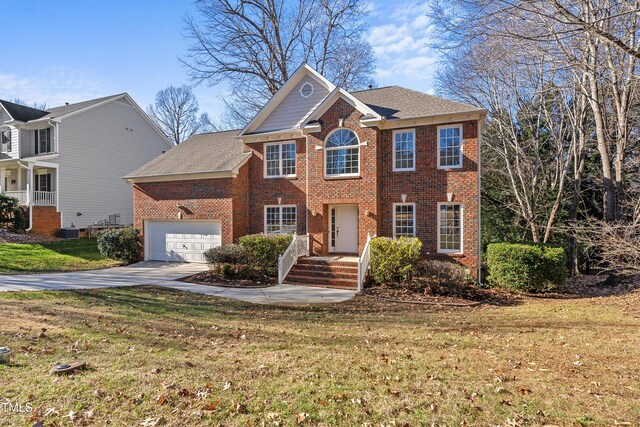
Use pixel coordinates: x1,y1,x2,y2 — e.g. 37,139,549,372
25,164,33,232
477,118,483,284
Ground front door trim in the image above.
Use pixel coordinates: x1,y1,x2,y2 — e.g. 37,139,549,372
328,204,359,254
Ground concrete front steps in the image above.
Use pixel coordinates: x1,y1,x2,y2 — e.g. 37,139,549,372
285,257,358,289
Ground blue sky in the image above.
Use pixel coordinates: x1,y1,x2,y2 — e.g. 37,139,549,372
1,0,436,119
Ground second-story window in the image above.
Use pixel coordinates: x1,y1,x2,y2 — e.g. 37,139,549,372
393,129,415,171
264,141,296,178
35,128,52,154
0,129,11,153
437,124,463,169
325,128,359,177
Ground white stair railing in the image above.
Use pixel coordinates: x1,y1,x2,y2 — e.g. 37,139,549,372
33,191,56,206
357,233,375,292
277,233,310,285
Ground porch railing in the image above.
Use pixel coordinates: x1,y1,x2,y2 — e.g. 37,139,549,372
4,191,28,205
278,233,310,285
357,233,375,292
33,191,56,206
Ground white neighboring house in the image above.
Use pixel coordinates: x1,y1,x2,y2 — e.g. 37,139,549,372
0,94,172,235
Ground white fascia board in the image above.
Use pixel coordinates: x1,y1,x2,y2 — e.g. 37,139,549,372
236,128,304,143
238,63,336,136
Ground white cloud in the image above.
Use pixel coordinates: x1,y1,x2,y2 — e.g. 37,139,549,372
366,0,437,90
0,67,110,107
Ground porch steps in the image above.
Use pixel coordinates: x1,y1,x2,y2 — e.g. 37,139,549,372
285,257,358,289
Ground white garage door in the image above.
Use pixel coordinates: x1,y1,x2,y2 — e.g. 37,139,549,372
146,221,221,262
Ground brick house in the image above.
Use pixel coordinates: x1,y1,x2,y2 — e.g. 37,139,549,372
125,64,486,286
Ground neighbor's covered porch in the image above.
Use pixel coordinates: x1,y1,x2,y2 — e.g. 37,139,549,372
0,161,58,207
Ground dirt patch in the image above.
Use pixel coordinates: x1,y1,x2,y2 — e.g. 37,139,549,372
0,228,61,244
181,270,276,288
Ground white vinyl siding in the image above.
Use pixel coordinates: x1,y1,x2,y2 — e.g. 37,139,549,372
393,129,416,171
437,203,463,253
393,203,416,238
56,98,170,228
255,75,330,133
264,205,297,234
437,124,463,169
264,141,296,178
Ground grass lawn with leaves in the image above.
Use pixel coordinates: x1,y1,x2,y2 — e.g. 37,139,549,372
0,238,122,274
0,287,639,426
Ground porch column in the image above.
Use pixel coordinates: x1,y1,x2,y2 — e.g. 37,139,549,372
0,168,4,193
26,166,32,206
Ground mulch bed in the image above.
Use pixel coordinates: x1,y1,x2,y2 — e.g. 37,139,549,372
181,271,276,288
363,273,640,307
0,228,61,244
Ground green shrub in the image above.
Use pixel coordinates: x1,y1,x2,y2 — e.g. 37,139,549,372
12,207,27,230
203,244,252,265
239,234,293,276
417,259,474,286
0,194,18,225
97,227,141,263
370,237,422,284
486,242,567,292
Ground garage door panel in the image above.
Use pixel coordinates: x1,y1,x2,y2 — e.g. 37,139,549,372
146,221,221,263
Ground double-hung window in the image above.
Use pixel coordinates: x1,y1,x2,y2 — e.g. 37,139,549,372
264,205,297,234
0,129,10,153
393,203,416,238
438,203,463,253
35,128,52,154
35,173,52,192
264,142,296,177
437,124,463,168
324,128,359,177
393,129,415,171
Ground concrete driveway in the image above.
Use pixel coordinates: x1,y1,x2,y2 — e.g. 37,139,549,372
0,262,356,304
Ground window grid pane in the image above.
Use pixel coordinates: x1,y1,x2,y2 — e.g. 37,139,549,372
439,127,461,167
439,204,462,251
266,206,297,234
266,207,281,233
395,204,415,237
265,145,281,176
394,131,415,170
281,143,296,176
326,147,359,175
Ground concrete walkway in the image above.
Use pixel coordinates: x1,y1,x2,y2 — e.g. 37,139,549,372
0,262,356,304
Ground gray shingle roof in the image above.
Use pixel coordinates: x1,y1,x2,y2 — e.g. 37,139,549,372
351,86,484,120
39,94,127,120
124,130,249,179
0,100,48,122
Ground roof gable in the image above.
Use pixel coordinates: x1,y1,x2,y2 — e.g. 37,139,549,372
0,100,48,123
301,87,381,128
239,64,336,136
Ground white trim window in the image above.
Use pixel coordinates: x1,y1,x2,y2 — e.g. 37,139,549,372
1,128,11,153
264,205,297,234
35,172,52,192
438,203,463,253
264,141,296,178
35,127,52,154
324,128,360,177
437,124,463,169
393,203,416,238
393,129,416,171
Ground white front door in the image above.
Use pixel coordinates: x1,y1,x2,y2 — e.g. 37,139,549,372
146,220,222,262
330,204,359,253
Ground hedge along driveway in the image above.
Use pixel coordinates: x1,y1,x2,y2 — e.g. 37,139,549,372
0,238,123,274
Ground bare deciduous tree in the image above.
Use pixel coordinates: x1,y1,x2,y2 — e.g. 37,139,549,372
147,85,216,145
182,0,375,127
11,99,48,111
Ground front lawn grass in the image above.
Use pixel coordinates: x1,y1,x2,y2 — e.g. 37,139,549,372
0,238,123,274
0,288,639,426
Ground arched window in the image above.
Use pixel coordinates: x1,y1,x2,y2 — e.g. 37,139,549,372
324,128,359,176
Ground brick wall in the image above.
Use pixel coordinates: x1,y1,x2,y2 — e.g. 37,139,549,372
378,120,480,274
133,177,239,245
31,206,61,236
246,138,308,235
306,97,379,254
